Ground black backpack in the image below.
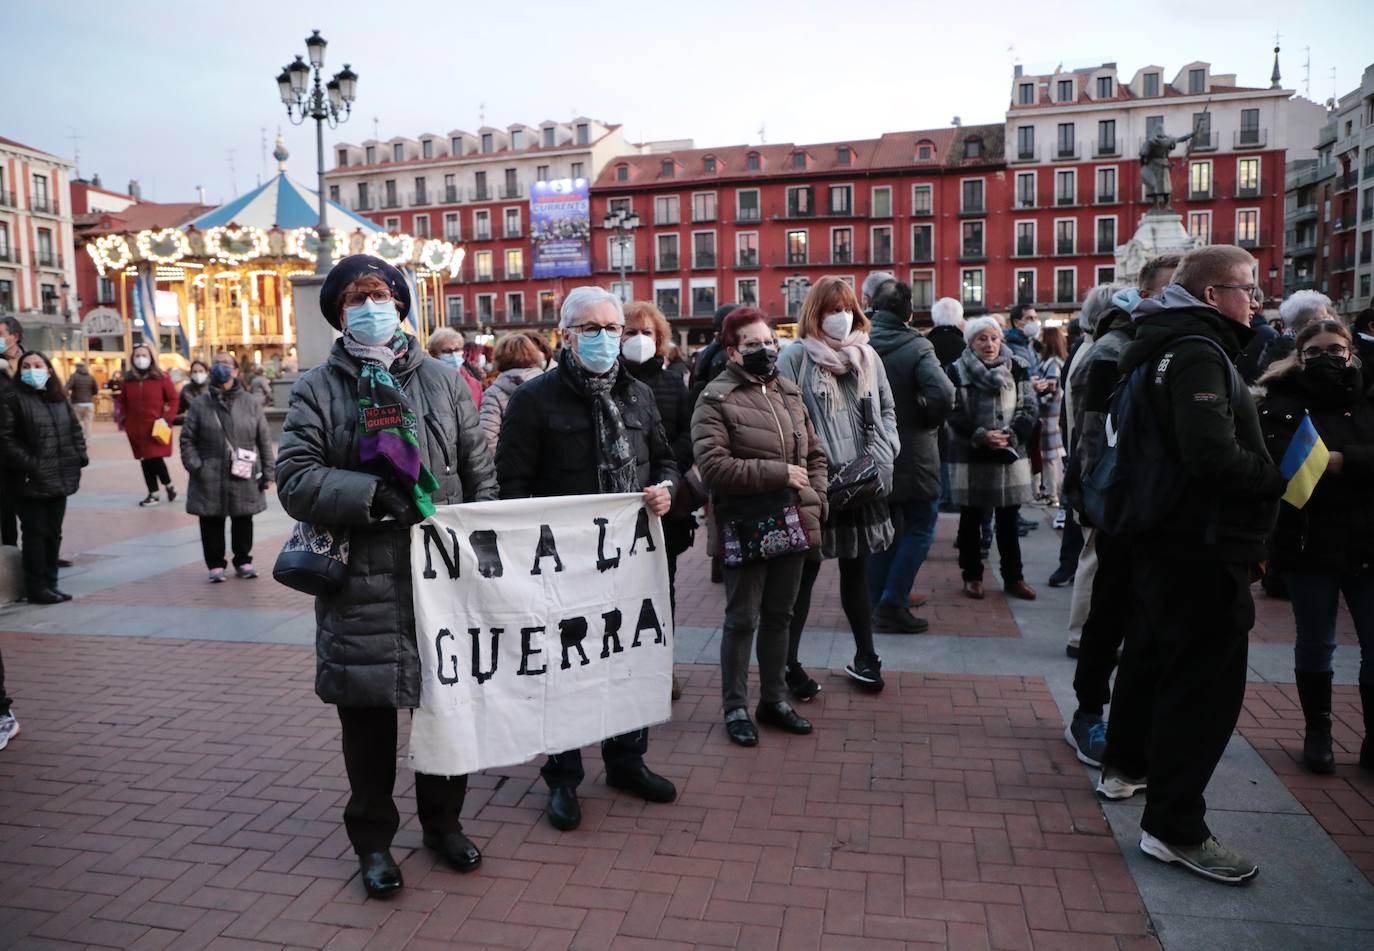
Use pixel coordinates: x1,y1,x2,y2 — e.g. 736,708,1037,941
1081,335,1235,536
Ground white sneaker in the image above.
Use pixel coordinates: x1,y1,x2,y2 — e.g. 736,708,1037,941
208,568,226,583
1097,768,1147,800
0,712,20,751
1139,831,1259,884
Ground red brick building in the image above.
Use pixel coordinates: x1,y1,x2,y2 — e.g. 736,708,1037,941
589,125,1008,342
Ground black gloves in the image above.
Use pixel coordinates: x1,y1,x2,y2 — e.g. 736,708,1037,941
372,481,422,525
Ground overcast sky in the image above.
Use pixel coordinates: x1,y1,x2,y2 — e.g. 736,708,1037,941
7,0,1373,205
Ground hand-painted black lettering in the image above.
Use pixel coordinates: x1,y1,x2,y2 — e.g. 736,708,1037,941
627,506,657,555
421,524,461,579
558,616,591,669
600,608,623,658
518,626,547,675
468,529,503,578
469,626,501,684
529,524,565,575
632,598,665,647
435,628,460,684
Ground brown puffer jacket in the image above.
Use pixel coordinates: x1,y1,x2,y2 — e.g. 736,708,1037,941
691,361,828,555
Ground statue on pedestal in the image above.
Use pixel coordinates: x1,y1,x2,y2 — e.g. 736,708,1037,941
1139,127,1195,210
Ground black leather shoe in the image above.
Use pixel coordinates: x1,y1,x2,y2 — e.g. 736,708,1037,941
756,701,813,735
27,589,65,605
605,764,677,803
56,558,73,568
546,786,581,831
724,710,758,747
423,830,482,872
51,589,73,602
358,851,403,898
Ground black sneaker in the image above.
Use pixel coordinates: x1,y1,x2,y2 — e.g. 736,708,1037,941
139,494,160,507
166,485,178,502
872,602,930,634
1065,710,1107,767
844,654,884,693
785,664,821,702
1047,565,1075,587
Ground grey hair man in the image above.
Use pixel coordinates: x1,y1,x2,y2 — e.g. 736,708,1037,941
860,271,896,312
497,284,679,833
927,297,967,368
1278,289,1334,334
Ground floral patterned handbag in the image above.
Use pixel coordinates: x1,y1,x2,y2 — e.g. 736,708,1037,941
718,490,810,568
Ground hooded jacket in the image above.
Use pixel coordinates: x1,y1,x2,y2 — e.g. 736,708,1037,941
869,309,955,502
1118,284,1284,561
477,365,543,455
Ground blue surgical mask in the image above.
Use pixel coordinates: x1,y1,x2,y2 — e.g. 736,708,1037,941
344,298,401,345
440,352,462,368
575,329,620,374
20,368,48,390
1112,287,1142,314
209,363,234,386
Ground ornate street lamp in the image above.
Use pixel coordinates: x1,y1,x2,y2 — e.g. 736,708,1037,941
602,208,640,300
278,30,358,274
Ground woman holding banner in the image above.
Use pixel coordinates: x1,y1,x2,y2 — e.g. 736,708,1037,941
693,307,829,746
277,254,497,899
1258,319,1374,775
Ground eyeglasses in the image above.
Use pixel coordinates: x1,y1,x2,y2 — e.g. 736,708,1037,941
1301,344,1350,360
738,342,777,354
568,323,623,339
622,327,653,337
341,288,394,308
1213,282,1261,302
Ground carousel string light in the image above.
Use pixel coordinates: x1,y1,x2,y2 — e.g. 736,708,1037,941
135,228,191,265
90,234,133,274
363,231,415,263
205,226,270,265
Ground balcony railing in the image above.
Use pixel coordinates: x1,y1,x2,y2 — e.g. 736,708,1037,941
959,201,985,216
500,183,524,199
381,196,402,209
1336,172,1360,192
735,207,761,223
786,252,808,266
959,245,986,260
0,249,14,264
475,270,495,283
355,197,374,211
1096,240,1116,254
444,186,460,203
911,248,933,264
1055,240,1075,256
1094,138,1122,158
1288,235,1318,255
831,250,852,265
871,248,893,265
654,214,681,226
31,197,58,214
1236,183,1261,199
1015,240,1035,257
1055,194,1076,207
1187,187,1213,200
1189,131,1219,152
657,255,679,270
1291,203,1318,220
1053,142,1081,161
692,252,716,269
1096,191,1118,204
1234,128,1268,149
444,231,461,243
912,204,934,217
784,205,814,219
472,186,493,201
692,210,718,223
36,253,62,269
0,190,14,208
1014,196,1037,210
736,252,760,268
1238,236,1260,249
1011,144,1039,164
1333,216,1355,233
412,191,430,206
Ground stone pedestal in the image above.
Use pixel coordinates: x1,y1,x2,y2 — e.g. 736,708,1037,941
1114,210,1202,287
289,273,338,371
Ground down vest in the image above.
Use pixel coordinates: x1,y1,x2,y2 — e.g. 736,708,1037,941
692,362,829,555
0,384,87,498
276,337,498,709
180,382,276,518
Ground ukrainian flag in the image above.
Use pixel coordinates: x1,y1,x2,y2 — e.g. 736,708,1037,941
1279,415,1330,509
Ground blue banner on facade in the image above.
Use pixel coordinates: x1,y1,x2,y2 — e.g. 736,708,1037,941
530,178,592,278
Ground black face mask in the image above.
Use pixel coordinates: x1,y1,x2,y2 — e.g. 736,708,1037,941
1302,353,1354,386
740,347,777,378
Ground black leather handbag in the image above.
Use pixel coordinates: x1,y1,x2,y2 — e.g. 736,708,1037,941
826,396,884,511
272,522,350,595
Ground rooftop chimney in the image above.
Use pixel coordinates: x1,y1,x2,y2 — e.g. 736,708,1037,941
1014,64,1023,78
951,116,962,128
128,179,141,200
196,185,206,204
91,173,102,188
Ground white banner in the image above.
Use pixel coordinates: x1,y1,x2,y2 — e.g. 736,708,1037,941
408,493,673,776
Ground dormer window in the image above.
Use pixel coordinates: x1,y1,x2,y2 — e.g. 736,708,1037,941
422,139,433,159
660,159,674,178
577,123,590,145
365,145,376,164
450,136,462,155
791,151,806,169
964,137,982,159
916,143,933,162
481,133,494,153
543,127,555,148
1057,79,1073,101
616,164,629,182
337,148,349,167
1143,72,1161,97
704,156,716,173
837,147,851,166
511,130,523,149
746,151,761,171
1188,68,1205,94
1018,83,1035,105
1096,76,1113,98
393,143,404,162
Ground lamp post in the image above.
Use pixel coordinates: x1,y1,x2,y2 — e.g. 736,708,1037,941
601,208,640,302
277,30,357,275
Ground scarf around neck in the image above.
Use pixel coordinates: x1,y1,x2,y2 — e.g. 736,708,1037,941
801,330,875,391
343,331,440,518
957,345,1015,392
559,347,639,493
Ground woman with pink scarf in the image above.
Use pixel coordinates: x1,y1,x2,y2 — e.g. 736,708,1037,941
777,277,900,694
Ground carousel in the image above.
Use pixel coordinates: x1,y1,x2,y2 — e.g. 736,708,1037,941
82,140,462,372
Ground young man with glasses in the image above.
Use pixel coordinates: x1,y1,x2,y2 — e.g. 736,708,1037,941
496,285,679,833
1095,245,1285,884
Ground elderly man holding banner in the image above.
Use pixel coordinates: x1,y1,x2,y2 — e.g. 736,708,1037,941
495,285,679,832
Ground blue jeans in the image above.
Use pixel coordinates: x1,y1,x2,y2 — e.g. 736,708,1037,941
868,498,941,608
1286,571,1374,681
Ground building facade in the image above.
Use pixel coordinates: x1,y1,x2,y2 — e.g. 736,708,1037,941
1315,64,1374,314
325,118,670,330
1005,59,1325,310
589,125,1008,341
0,136,78,321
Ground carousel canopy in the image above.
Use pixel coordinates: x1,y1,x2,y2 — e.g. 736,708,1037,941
186,171,378,233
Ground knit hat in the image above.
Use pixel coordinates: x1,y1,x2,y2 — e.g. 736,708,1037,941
319,254,411,329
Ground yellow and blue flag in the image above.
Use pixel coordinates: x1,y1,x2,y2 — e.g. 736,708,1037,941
1279,415,1330,509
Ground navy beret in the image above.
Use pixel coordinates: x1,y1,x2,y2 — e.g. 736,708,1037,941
319,254,411,329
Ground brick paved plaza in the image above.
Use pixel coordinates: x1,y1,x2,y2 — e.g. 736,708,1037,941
1,425,1372,950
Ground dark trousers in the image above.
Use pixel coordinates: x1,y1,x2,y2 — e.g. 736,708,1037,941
1,491,16,547
789,552,876,664
868,498,941,609
199,516,255,570
0,649,11,716
957,505,1023,583
541,729,648,790
337,706,468,854
140,458,171,494
722,552,805,711
1058,506,1084,573
1103,554,1252,846
15,497,66,595
1286,571,1374,683
1073,529,1133,716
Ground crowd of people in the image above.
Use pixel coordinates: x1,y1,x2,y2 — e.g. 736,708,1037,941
2,243,1372,896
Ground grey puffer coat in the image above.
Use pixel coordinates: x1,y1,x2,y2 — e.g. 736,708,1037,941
276,337,498,709
180,382,275,518
478,365,543,455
